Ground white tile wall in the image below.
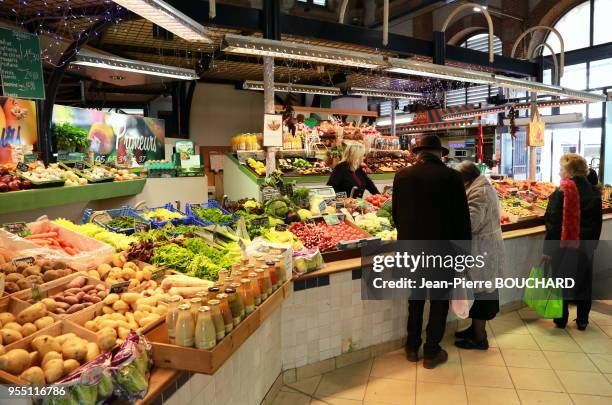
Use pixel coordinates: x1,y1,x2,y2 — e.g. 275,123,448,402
280,275,409,371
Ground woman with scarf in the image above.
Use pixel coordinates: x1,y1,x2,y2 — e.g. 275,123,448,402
544,153,602,330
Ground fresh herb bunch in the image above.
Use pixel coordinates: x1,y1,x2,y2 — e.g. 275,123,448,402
53,122,89,151
106,216,136,229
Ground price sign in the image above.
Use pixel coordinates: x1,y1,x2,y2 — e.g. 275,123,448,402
262,186,280,201
335,201,345,209
3,222,29,237
251,217,270,228
275,223,288,231
335,192,347,199
12,256,35,266
134,220,151,233
74,162,86,171
16,162,29,172
57,151,69,162
318,200,328,213
23,154,38,164
323,214,340,225
110,281,130,294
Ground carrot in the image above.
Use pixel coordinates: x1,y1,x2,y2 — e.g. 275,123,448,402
25,232,58,239
63,246,77,256
31,239,51,245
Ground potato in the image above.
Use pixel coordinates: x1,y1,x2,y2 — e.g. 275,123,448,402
34,317,55,331
120,293,139,305
40,298,58,312
102,306,114,315
66,276,87,289
3,322,23,334
85,342,100,363
20,366,45,384
22,265,42,276
43,358,64,383
112,300,129,312
0,313,16,325
153,306,168,316
98,320,118,330
16,279,32,290
1,329,23,344
103,293,119,306
63,359,80,375
0,345,4,356
6,273,24,283
32,335,61,357
42,270,63,282
55,333,77,346
0,349,30,374
123,262,139,271
86,270,100,280
66,304,85,314
62,338,87,362
21,323,37,337
4,282,19,294
16,302,47,324
28,351,40,367
42,351,62,367
97,328,117,352
84,321,97,331
136,304,153,313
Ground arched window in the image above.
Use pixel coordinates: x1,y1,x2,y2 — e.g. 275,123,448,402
446,33,502,106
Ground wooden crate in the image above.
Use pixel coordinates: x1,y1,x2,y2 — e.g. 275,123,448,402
145,281,290,374
0,320,98,384
0,296,60,324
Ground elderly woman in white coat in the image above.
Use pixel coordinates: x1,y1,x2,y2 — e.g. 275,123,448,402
454,161,503,350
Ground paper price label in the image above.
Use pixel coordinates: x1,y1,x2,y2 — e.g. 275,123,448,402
12,256,35,266
323,214,340,225
251,217,270,228
134,220,151,233
74,162,86,171
275,223,288,231
151,269,165,280
3,222,29,237
16,162,29,172
335,192,347,199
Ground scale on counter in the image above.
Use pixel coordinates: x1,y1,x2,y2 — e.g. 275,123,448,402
304,185,336,199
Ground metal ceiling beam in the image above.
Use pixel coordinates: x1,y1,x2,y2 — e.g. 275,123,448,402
370,0,460,28
164,1,536,77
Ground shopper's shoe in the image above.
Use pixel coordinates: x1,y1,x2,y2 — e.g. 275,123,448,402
553,318,567,329
454,338,489,350
454,327,473,340
404,346,419,362
423,349,448,369
576,320,589,331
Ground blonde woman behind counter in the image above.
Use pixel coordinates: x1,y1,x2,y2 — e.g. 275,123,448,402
327,143,380,198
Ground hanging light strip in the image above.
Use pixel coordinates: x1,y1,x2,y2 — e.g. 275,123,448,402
347,87,424,99
72,51,199,80
491,75,604,103
386,58,494,85
223,34,386,69
112,0,212,42
442,98,588,121
243,80,342,95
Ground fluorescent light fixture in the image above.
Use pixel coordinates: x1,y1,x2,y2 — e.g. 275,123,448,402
376,114,415,126
112,0,211,42
492,74,605,103
504,113,584,126
223,34,386,69
242,80,342,95
442,98,588,121
72,51,199,80
386,58,494,85
347,87,424,100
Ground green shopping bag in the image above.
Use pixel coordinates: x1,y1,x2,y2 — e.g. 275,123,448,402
523,264,563,319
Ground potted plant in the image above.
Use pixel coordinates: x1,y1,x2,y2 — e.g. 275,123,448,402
52,122,89,152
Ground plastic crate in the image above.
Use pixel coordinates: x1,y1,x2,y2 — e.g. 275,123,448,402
186,200,238,226
136,203,190,228
84,206,147,235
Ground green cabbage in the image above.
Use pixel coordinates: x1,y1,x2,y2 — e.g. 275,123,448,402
72,384,98,405
115,363,149,397
97,373,114,399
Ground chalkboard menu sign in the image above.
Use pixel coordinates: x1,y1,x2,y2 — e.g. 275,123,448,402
0,28,45,99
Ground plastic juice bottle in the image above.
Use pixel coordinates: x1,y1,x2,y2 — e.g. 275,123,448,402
195,306,217,350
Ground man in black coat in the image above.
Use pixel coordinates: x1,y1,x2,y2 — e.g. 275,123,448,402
392,135,472,369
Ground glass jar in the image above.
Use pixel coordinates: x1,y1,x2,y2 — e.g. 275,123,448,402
255,268,269,301
266,261,279,290
240,278,255,315
165,295,182,345
214,281,225,291
207,299,226,341
225,288,242,326
218,269,230,284
196,291,209,306
261,265,273,295
215,293,234,333
195,306,216,350
274,257,286,284
231,263,241,274
175,303,195,347
248,272,261,306
241,267,250,280
241,257,249,267
190,297,202,322
230,282,246,320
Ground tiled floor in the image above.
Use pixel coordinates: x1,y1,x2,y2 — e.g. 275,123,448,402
272,304,612,405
